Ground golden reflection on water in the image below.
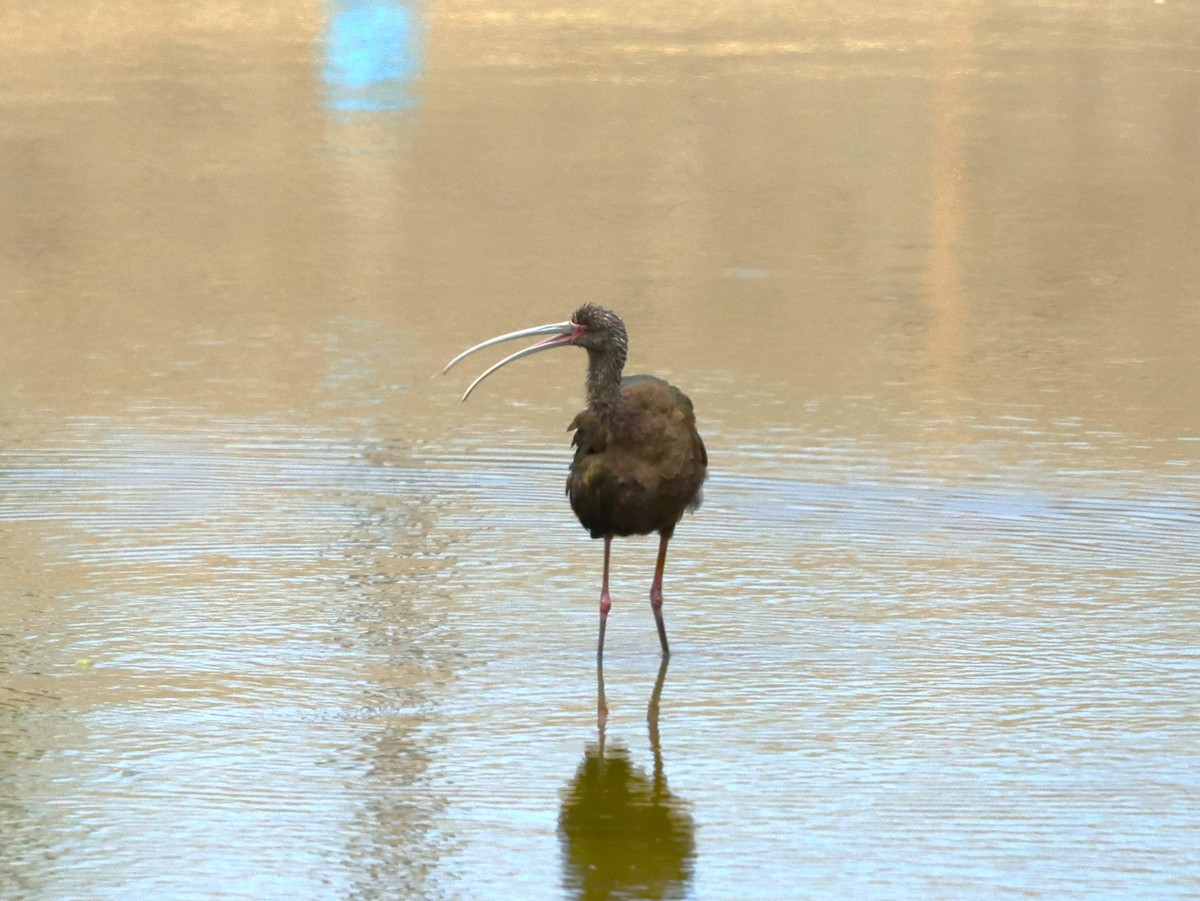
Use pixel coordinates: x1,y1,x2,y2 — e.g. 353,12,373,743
1,1,1199,898
923,9,971,405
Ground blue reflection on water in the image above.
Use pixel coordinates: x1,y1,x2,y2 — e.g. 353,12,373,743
324,1,423,111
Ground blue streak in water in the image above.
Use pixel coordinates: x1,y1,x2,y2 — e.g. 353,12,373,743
324,1,423,112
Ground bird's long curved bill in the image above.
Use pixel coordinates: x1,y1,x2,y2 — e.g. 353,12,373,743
443,320,576,401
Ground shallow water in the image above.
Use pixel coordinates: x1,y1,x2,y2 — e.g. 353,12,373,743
3,1,1199,898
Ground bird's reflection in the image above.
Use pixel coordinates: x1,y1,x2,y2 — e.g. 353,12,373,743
558,658,696,901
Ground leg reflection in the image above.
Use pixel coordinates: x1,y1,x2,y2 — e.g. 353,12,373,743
558,657,695,900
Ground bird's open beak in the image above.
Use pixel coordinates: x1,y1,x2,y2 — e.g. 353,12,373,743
443,319,583,401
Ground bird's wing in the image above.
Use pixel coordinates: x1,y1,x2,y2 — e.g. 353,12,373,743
567,408,610,497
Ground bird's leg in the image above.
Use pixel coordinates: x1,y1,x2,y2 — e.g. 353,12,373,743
596,655,608,753
651,532,671,656
597,534,613,659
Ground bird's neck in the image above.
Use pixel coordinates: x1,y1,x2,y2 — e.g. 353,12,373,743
585,350,625,427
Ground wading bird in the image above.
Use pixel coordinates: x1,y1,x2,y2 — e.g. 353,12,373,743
444,304,707,657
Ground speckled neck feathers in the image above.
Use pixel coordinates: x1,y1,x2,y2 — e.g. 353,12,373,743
573,305,628,427
585,346,625,425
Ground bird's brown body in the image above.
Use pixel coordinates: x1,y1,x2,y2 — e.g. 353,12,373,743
568,375,706,540
444,303,706,657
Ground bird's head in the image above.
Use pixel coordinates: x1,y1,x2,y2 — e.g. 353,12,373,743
570,304,628,366
444,304,628,401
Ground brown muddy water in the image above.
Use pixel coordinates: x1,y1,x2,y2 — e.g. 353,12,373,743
2,1,1199,898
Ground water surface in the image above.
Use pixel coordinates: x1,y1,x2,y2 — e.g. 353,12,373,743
2,1,1199,898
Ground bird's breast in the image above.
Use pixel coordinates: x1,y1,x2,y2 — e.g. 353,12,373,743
565,377,706,538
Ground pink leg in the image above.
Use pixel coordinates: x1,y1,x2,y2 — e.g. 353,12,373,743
597,535,613,658
651,532,671,656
